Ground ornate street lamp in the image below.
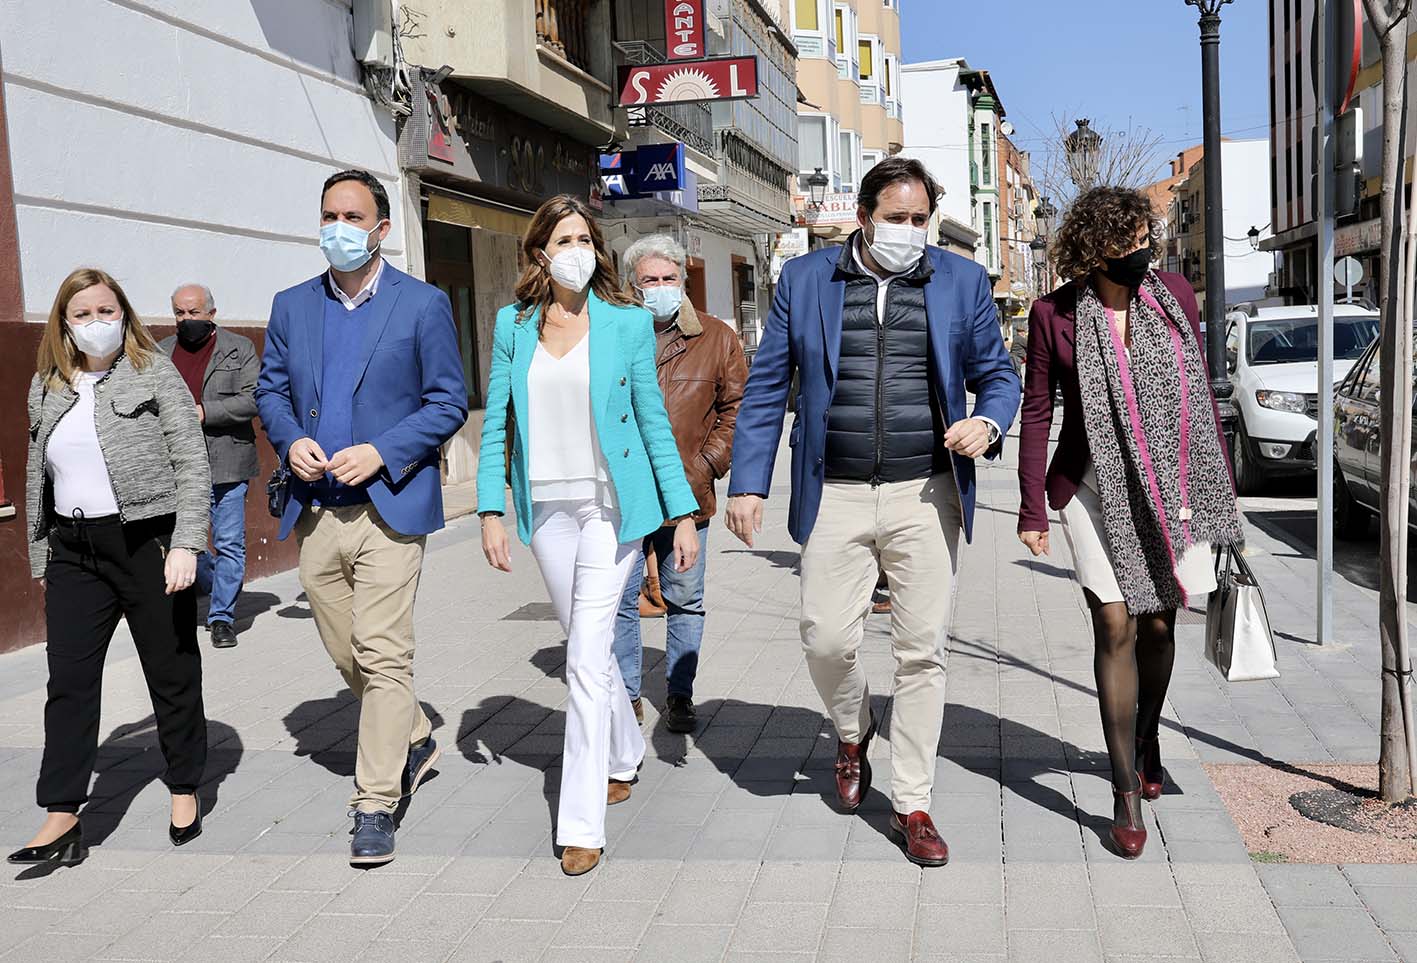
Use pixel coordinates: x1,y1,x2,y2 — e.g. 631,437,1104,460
1064,120,1103,192
1185,0,1237,436
806,167,829,210
1034,195,1058,240
1030,236,1049,294
1247,225,1261,251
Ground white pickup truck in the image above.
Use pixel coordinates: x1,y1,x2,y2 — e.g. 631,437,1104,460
1224,303,1380,494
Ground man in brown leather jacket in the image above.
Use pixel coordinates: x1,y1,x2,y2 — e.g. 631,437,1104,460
612,235,748,733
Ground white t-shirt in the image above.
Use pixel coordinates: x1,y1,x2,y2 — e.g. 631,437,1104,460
46,371,120,518
527,336,616,506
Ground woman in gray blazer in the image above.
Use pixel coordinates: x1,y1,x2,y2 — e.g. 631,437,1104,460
11,267,212,866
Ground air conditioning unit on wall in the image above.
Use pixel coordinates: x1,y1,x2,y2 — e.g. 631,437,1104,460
353,0,395,68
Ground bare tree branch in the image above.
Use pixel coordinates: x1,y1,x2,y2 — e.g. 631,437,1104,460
1033,114,1166,212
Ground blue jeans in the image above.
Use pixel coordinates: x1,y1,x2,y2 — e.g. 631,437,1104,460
613,524,708,701
196,481,248,625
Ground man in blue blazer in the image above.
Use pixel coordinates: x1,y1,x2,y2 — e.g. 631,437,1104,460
256,170,467,866
725,157,1021,867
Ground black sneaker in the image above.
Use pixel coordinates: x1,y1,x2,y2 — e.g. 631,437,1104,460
209,621,238,649
350,811,395,866
402,737,441,797
665,695,697,734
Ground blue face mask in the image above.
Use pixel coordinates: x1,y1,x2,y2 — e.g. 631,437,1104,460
639,284,683,320
319,220,382,272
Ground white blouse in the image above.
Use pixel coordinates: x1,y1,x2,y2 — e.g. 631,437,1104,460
527,336,616,506
46,371,121,518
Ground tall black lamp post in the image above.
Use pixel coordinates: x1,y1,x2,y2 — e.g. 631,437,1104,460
1064,120,1103,192
1185,0,1236,433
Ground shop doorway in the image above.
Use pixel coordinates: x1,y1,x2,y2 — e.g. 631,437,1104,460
424,219,482,409
686,255,707,316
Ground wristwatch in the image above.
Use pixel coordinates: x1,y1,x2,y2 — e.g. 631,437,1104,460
984,420,1002,447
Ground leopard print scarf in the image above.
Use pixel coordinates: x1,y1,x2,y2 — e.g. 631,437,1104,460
1073,272,1243,614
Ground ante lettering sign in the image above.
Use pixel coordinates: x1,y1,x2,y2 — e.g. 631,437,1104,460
617,56,760,106
665,0,706,60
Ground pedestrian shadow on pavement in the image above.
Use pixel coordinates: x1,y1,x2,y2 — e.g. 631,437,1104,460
196,590,282,633
453,643,671,840
720,549,801,575
1011,559,1078,581
282,692,445,782
275,591,315,620
62,715,242,852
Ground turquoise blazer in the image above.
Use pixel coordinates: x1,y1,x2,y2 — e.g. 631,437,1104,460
476,291,699,545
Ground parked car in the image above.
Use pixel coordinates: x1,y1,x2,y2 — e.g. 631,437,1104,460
1225,304,1380,493
1333,332,1416,535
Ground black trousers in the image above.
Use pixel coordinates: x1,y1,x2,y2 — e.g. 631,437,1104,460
39,514,207,813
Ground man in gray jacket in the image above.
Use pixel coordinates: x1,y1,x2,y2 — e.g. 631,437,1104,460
161,284,260,648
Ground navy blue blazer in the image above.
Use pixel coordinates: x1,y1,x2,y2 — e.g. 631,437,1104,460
256,264,469,539
727,242,1022,545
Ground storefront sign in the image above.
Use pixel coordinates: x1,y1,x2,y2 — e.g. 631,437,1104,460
632,142,686,192
1335,217,1380,257
617,56,760,106
599,143,686,196
408,75,597,206
794,192,861,228
665,0,706,59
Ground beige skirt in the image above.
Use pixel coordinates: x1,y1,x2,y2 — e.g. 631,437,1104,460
1058,464,1216,608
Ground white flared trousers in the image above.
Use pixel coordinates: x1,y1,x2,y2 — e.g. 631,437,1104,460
529,498,646,849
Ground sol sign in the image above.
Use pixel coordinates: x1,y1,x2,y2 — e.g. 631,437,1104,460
617,56,760,106
665,0,706,60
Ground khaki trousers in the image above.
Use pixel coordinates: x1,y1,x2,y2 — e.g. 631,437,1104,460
800,474,962,813
297,504,431,813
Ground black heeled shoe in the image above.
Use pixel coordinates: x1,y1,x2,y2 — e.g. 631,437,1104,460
169,805,203,847
8,821,86,865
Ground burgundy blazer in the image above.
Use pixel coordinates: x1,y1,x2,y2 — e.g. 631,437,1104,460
1016,270,1227,533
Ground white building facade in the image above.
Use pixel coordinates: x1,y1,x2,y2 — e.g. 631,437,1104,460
2,0,404,326
900,59,979,258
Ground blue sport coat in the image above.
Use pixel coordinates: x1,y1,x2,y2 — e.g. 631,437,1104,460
256,264,469,539
727,242,1022,545
476,291,699,546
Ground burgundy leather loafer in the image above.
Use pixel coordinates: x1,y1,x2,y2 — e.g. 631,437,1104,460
833,714,876,812
889,810,949,867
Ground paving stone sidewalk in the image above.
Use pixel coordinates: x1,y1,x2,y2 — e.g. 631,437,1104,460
0,437,1412,962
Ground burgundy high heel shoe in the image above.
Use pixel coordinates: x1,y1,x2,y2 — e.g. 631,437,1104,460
1110,775,1147,860
1136,736,1164,801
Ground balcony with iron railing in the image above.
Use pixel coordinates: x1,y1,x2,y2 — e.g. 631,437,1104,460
612,40,715,157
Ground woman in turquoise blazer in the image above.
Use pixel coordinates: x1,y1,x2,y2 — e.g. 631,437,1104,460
476,195,699,877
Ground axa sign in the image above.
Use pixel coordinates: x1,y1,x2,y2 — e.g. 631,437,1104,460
665,0,705,60
617,56,760,106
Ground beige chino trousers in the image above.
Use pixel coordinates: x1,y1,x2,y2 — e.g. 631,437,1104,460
800,474,962,813
297,504,432,814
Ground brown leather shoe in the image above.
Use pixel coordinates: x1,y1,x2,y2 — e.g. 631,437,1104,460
639,575,667,618
833,714,876,812
889,811,949,867
631,698,644,724
560,846,601,875
608,780,632,806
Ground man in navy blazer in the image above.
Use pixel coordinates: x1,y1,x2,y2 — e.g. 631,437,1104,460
726,157,1020,867
256,170,467,866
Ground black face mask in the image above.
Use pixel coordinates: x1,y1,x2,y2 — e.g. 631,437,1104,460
1101,247,1152,288
177,318,216,347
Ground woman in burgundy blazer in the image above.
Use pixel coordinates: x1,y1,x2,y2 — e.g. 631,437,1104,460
1017,187,1239,861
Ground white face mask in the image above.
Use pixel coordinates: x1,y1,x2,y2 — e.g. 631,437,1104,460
545,247,597,292
866,219,928,274
68,314,126,359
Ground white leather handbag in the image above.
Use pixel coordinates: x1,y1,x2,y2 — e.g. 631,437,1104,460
1204,547,1280,682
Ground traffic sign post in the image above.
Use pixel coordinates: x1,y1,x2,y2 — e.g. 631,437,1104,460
1335,255,1364,303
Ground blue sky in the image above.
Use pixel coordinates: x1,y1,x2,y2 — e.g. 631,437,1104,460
900,0,1271,177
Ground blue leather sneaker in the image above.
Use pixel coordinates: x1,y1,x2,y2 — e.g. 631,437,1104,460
350,811,395,866
403,737,441,797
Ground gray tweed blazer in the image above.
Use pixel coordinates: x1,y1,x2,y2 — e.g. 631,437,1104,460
26,352,211,578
